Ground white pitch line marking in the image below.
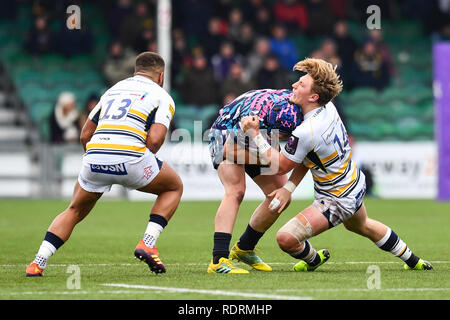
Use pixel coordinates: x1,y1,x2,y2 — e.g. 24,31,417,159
101,283,313,300
275,288,449,292
3,290,163,296
3,286,448,297
2,261,449,267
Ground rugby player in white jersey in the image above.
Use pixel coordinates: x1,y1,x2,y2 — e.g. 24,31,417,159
241,58,433,271
26,52,183,276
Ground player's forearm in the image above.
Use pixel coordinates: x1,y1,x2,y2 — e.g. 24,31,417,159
146,135,164,153
287,164,309,187
146,123,167,153
80,119,97,152
241,115,295,173
252,133,297,175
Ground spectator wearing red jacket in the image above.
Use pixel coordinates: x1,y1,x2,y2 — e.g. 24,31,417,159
274,0,309,33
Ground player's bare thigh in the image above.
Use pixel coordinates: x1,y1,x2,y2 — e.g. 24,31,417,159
137,161,183,195
217,160,246,198
137,162,183,221
253,173,287,196
343,202,387,242
299,205,330,236
68,181,103,217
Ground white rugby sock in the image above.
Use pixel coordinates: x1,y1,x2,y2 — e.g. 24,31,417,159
375,227,419,268
33,240,57,269
143,222,164,248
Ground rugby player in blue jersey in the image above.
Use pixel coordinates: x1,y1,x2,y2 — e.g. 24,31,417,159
207,89,303,273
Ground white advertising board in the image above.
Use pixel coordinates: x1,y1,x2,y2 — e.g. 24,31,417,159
60,142,437,200
353,142,437,198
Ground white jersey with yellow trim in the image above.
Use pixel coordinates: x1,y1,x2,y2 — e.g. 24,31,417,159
282,101,360,198
84,75,175,165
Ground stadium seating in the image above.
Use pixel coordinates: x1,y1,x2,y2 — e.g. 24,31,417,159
346,88,379,105
173,104,218,136
339,17,434,142
0,0,435,144
380,87,407,103
0,1,112,142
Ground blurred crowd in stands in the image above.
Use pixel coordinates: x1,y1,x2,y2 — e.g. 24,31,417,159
0,0,449,144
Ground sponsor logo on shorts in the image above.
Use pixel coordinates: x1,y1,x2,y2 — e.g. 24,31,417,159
143,165,154,180
90,164,128,175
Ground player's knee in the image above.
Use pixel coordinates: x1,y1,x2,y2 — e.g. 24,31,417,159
276,215,313,252
164,171,183,198
227,188,245,204
276,232,299,252
173,175,183,195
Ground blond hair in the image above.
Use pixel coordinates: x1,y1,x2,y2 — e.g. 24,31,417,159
293,58,343,106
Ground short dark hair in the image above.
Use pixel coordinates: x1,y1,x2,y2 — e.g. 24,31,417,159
135,52,165,74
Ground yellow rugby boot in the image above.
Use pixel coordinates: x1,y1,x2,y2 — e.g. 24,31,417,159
293,249,330,272
230,242,272,271
403,259,433,270
207,257,249,274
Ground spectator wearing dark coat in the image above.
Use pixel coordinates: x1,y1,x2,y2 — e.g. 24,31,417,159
332,20,357,68
172,29,192,85
245,37,272,79
368,29,397,77
78,94,100,131
201,17,228,59
179,54,219,107
211,41,244,82
306,0,336,37
25,16,54,55
233,23,255,56
108,0,134,37
351,40,391,90
252,6,274,36
56,25,93,57
256,54,291,89
220,62,255,104
103,41,136,86
119,1,154,51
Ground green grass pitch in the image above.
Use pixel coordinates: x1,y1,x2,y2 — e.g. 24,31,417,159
0,198,449,300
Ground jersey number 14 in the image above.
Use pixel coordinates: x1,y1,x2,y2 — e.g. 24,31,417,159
333,123,349,160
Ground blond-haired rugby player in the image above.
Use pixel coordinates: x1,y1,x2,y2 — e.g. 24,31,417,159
241,58,433,272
